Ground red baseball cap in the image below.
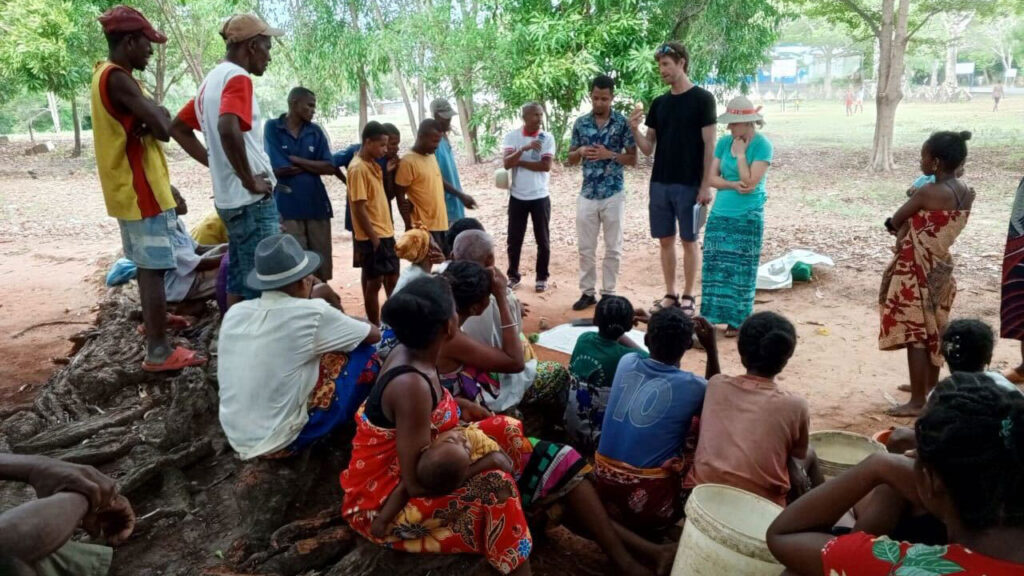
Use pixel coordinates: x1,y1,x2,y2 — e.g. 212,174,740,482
98,5,167,44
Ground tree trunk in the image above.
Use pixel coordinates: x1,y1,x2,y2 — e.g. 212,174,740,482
154,43,167,105
358,78,369,135
367,0,418,134
453,95,478,164
869,0,909,172
46,92,61,133
945,43,957,87
823,51,833,100
930,60,939,88
71,97,81,158
416,76,426,124
154,0,204,85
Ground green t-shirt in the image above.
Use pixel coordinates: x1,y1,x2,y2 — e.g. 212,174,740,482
569,331,649,389
711,132,773,218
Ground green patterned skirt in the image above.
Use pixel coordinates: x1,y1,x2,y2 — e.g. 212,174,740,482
700,210,764,328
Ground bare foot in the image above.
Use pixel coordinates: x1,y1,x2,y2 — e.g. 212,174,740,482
896,384,912,393
655,543,677,576
886,402,924,418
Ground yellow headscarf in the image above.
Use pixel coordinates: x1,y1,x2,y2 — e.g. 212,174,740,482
396,227,431,263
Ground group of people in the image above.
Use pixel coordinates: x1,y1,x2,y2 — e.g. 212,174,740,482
9,3,1017,576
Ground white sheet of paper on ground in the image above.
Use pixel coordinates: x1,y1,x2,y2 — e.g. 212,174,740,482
534,323,649,355
756,249,835,291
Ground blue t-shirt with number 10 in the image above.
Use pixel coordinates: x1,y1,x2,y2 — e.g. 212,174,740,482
597,353,707,469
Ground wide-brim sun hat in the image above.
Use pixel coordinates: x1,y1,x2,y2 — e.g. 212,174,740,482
245,233,321,291
717,96,764,124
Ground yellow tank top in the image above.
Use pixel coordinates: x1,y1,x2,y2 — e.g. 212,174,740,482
90,61,175,220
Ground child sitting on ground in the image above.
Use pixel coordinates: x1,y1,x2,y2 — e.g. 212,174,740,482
689,311,823,506
592,308,719,532
941,318,1021,394
370,424,513,537
566,296,649,452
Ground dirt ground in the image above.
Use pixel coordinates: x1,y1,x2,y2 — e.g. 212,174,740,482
2,100,1020,436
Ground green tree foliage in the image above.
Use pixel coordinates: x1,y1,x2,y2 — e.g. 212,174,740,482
481,0,783,156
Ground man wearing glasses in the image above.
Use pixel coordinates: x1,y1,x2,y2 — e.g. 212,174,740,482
629,42,717,317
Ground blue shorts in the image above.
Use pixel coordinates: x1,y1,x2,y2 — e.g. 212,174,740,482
649,182,700,241
117,209,176,270
217,196,280,300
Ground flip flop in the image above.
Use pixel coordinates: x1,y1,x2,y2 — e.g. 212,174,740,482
142,346,207,373
137,314,193,336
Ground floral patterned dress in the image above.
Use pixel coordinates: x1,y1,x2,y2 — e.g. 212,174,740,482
822,532,1024,575
341,385,534,574
879,209,970,366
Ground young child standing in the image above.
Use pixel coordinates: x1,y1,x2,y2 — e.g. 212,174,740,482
349,121,400,326
689,312,821,506
880,131,975,416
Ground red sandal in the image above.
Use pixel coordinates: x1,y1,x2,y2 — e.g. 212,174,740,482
141,346,207,373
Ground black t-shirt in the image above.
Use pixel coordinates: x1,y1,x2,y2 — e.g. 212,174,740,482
645,86,717,186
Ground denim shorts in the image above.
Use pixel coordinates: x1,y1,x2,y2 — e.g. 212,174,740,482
649,182,700,241
217,196,280,300
118,209,176,270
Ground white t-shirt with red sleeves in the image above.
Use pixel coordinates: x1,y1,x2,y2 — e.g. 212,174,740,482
178,61,275,210
502,128,555,201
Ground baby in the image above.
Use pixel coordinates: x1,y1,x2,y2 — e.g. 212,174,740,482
370,424,512,538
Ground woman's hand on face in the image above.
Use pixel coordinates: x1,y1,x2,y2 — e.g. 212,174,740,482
731,135,750,157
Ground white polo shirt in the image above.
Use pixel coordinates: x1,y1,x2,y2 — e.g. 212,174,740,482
502,128,555,201
217,291,371,459
178,61,276,210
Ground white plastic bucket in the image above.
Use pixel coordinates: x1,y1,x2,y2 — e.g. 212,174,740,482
809,430,886,479
671,484,783,576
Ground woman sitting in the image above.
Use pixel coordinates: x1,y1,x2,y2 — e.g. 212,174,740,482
341,275,675,575
566,296,649,453
767,373,1024,575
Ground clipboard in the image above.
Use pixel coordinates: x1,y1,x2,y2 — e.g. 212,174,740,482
693,203,708,233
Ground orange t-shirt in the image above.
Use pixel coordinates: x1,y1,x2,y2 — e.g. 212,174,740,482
347,156,394,241
395,151,447,231
688,374,809,506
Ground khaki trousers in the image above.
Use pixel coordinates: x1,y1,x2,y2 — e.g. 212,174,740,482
576,193,625,297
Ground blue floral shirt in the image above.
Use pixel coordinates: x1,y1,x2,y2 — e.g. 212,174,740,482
570,111,635,200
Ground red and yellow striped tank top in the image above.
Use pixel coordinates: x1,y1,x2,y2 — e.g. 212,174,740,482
90,61,175,221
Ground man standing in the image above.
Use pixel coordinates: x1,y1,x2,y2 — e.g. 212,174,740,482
348,122,399,326
502,103,555,292
567,75,637,311
333,123,405,232
171,14,284,306
395,119,450,255
429,98,477,223
264,87,335,280
92,5,204,371
629,42,716,316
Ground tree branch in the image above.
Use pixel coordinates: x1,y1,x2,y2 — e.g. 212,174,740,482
906,9,940,41
838,0,880,37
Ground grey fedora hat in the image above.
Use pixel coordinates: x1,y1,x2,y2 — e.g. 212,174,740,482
245,233,322,292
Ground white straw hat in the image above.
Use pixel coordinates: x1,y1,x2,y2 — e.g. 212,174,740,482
717,96,764,124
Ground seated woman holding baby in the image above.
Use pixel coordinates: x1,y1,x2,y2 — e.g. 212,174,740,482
340,270,675,576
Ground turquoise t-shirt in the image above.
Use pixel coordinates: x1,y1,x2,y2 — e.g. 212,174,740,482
711,132,773,218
